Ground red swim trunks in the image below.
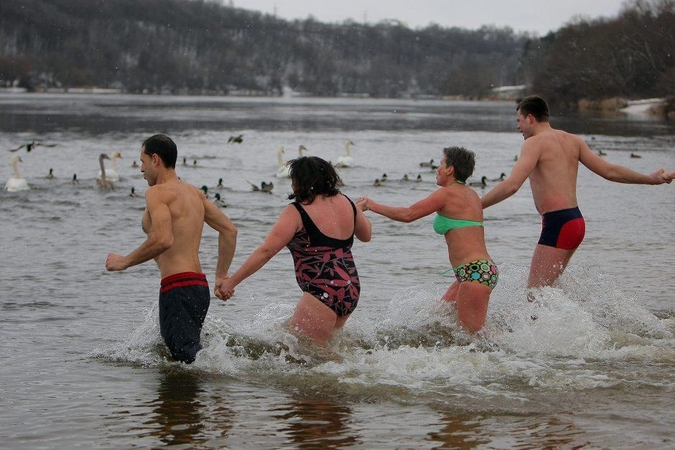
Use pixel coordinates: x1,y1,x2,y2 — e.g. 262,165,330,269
538,207,585,250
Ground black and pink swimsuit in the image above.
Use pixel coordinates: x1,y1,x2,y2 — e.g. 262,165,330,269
287,197,360,317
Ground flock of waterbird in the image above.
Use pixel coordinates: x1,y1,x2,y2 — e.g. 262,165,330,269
4,135,635,199
2,137,359,203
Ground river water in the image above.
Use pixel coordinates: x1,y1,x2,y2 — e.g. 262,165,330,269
1,93,674,449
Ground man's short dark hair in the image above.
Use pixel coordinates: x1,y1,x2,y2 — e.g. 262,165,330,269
517,96,550,122
142,134,178,168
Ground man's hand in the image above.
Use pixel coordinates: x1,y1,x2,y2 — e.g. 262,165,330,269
105,253,128,271
215,277,235,301
650,169,675,184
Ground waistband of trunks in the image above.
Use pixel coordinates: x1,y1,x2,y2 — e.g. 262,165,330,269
160,272,208,293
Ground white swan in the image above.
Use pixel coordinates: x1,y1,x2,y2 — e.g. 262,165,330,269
336,140,355,167
5,155,29,191
98,151,122,182
276,146,290,178
96,153,114,189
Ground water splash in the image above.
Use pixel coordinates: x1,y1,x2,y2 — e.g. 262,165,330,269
93,262,675,402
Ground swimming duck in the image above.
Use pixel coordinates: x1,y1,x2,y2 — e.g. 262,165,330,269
468,176,488,188
228,134,243,144
214,193,228,207
261,181,274,193
45,168,55,179
490,173,506,182
419,159,434,168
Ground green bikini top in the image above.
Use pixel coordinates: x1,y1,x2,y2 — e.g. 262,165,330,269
433,213,483,235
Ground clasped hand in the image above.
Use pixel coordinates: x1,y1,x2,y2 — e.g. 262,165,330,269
355,197,370,211
214,277,235,301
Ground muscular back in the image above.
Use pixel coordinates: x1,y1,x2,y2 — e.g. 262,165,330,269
526,129,582,214
143,179,206,277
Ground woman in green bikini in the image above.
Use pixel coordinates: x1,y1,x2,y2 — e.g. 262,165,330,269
356,146,497,332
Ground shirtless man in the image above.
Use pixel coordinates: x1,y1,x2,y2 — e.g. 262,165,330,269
106,134,237,363
481,96,674,290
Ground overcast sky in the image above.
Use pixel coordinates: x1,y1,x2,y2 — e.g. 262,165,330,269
227,0,627,35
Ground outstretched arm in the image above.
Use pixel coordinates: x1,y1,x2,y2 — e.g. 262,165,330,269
105,187,173,271
579,142,674,184
481,143,538,209
357,189,447,222
215,205,298,300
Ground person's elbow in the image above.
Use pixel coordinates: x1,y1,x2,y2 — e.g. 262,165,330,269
398,210,418,223
155,234,174,252
357,226,372,243
227,224,238,241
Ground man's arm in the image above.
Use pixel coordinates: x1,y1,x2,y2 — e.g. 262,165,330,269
579,139,674,185
481,143,538,209
105,188,173,271
203,199,238,280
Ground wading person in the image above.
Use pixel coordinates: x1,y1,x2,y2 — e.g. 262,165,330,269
481,95,674,291
215,156,372,345
106,134,238,363
357,146,498,333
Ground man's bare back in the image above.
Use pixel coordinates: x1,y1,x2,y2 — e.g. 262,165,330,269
144,179,206,278
523,128,583,214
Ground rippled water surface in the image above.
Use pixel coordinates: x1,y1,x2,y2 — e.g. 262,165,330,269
1,93,675,449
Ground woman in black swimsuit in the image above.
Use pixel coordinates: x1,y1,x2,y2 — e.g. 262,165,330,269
215,156,372,344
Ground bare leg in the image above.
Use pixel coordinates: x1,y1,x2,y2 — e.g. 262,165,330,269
527,244,577,290
289,293,340,345
455,282,492,332
442,278,461,302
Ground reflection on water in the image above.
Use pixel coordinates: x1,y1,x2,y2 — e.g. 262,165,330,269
149,370,206,446
276,396,357,449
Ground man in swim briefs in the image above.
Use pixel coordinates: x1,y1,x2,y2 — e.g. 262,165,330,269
105,134,237,363
481,95,674,290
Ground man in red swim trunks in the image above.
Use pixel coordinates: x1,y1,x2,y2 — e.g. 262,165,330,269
105,134,237,363
481,96,675,290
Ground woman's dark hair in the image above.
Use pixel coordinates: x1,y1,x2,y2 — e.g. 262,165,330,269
288,156,341,203
142,134,177,168
442,146,475,183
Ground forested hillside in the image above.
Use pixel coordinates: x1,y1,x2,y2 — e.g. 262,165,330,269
524,0,675,108
0,0,673,107
0,0,527,98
